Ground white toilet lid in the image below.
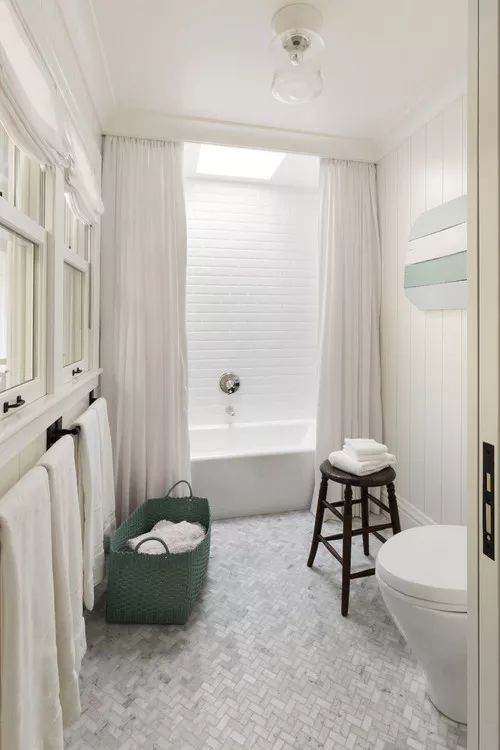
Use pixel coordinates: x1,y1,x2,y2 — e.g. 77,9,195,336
376,525,467,609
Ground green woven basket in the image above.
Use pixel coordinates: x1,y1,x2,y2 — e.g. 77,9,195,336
106,481,210,625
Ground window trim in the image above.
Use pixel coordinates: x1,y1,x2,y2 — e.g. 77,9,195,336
0,194,46,245
0,196,47,419
62,247,89,383
0,126,102,455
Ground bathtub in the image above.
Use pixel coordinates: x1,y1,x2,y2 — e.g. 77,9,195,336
190,420,315,520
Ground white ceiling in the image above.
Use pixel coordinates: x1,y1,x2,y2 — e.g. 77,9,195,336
66,0,467,152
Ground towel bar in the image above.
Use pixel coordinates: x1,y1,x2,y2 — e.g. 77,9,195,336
46,417,80,449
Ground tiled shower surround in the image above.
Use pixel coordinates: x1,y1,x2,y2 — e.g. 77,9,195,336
185,179,319,426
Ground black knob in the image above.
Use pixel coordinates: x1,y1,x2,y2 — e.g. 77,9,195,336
72,367,83,376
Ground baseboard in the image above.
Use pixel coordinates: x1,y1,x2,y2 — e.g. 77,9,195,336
382,490,436,529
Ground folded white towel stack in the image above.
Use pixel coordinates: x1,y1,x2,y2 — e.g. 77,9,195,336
329,438,396,476
128,520,206,555
344,438,388,457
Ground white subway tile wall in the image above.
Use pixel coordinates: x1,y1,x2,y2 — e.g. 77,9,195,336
185,179,319,426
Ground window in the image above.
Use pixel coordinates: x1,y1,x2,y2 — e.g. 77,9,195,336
196,144,286,180
0,123,44,223
0,228,36,392
0,125,12,202
64,199,90,259
0,127,46,417
63,197,90,380
63,261,84,366
14,148,44,223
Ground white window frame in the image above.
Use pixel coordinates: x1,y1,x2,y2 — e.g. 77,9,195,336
62,245,89,383
0,195,47,420
0,135,16,205
0,143,102,466
6,139,15,204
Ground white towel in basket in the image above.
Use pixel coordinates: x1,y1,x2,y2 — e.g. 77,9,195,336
128,520,205,555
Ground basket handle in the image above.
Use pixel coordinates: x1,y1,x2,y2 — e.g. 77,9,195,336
134,536,171,555
166,479,193,499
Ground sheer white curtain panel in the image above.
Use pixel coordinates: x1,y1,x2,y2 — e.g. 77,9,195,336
314,159,383,513
101,136,191,522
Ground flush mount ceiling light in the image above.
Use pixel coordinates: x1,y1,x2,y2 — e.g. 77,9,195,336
196,144,286,180
271,3,324,105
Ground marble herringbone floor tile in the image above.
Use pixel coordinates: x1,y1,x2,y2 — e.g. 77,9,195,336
65,512,467,750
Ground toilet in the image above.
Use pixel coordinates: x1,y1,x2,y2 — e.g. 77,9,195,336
376,525,467,724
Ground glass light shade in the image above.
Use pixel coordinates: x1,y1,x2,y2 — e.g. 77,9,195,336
272,65,323,104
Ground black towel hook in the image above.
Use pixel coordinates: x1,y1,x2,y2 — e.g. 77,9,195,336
46,417,80,450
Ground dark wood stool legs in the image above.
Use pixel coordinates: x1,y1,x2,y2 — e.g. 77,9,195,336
360,487,370,556
307,462,400,617
307,477,328,567
387,482,401,534
341,485,353,616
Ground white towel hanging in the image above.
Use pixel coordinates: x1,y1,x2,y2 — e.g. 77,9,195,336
39,435,87,726
0,467,64,749
75,407,105,611
89,397,116,541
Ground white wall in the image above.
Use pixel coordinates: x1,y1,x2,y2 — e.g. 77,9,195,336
378,96,467,526
185,178,319,426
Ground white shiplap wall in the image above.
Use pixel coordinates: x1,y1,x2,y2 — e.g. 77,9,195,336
185,178,319,426
378,96,467,526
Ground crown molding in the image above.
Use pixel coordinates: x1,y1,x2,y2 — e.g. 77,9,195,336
103,109,378,162
54,0,116,129
373,75,467,162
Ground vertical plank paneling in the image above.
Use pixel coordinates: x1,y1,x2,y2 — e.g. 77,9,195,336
377,159,390,438
441,310,464,524
443,98,464,200
460,96,468,523
382,152,399,455
423,114,444,522
409,127,427,517
462,96,468,193
461,309,468,523
442,98,465,524
396,141,411,502
378,158,390,446
379,96,467,525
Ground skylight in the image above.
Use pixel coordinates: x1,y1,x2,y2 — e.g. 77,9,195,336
196,145,286,180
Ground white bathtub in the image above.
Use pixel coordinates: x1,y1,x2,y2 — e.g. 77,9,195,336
190,420,315,519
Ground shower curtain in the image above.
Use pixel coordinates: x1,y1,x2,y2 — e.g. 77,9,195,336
101,136,190,523
314,159,383,512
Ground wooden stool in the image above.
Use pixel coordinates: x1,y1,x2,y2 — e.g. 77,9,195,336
307,460,401,616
